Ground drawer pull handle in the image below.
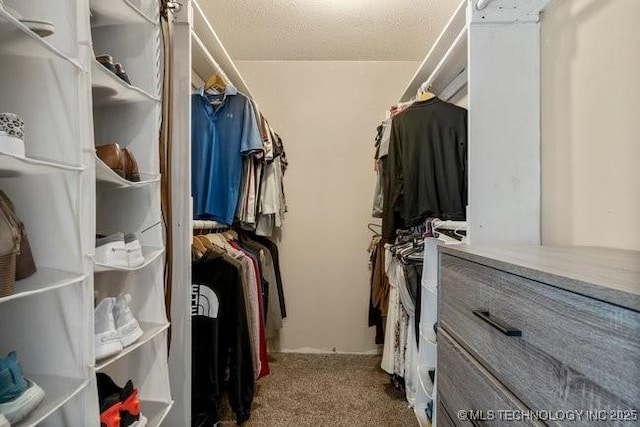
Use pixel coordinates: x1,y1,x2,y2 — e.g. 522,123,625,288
473,310,522,336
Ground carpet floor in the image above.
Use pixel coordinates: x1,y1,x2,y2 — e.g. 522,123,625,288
219,353,418,426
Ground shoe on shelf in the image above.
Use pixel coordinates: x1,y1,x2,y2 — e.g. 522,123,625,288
0,4,54,38
95,297,123,360
0,412,10,427
113,294,143,348
97,373,147,427
95,233,128,268
96,143,125,178
0,352,45,424
0,113,25,158
98,391,121,427
121,147,140,182
96,54,117,74
124,233,144,268
0,190,36,281
114,63,131,85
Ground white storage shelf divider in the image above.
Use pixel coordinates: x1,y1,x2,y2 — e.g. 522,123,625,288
89,0,171,426
0,0,169,426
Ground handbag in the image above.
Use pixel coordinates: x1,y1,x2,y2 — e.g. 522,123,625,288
0,190,36,282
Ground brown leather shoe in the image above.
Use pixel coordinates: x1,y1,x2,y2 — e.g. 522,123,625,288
122,147,140,182
96,143,125,177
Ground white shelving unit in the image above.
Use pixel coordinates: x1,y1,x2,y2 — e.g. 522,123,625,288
0,0,170,425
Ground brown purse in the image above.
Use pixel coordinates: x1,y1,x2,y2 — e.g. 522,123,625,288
0,190,36,281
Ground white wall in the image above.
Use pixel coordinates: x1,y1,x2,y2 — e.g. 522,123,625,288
541,0,640,250
236,60,418,352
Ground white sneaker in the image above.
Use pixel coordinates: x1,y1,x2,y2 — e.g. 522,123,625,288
124,233,144,268
95,298,123,360
95,233,128,268
0,412,10,427
0,379,44,424
113,294,143,348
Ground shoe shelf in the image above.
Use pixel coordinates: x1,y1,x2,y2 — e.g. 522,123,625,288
94,246,164,273
0,6,83,70
143,400,175,427
95,156,160,189
91,57,160,106
0,151,84,178
0,269,86,305
14,375,90,427
96,321,170,371
89,0,156,28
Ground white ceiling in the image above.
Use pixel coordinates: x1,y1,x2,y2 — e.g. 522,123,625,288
199,0,462,61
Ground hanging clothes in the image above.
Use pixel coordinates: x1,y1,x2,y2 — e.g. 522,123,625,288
191,84,264,224
382,97,467,242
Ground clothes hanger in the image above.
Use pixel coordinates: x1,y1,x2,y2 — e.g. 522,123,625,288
367,223,382,236
192,236,207,255
416,83,436,102
204,73,226,93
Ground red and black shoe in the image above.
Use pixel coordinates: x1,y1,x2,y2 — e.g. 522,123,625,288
97,374,147,427
99,393,121,427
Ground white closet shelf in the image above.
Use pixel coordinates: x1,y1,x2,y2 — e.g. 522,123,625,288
0,152,84,177
91,58,160,106
96,322,170,371
143,400,174,427
89,0,155,28
14,375,89,427
94,247,164,273
95,156,160,189
0,7,83,70
0,269,86,305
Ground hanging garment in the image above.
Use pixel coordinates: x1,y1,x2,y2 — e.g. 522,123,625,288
372,118,392,218
249,235,287,318
191,84,264,224
192,254,255,425
383,97,467,241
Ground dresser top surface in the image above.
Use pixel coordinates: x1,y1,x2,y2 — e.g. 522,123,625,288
439,245,640,311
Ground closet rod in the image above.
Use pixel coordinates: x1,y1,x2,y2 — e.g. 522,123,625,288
193,220,228,230
419,26,467,96
191,30,231,85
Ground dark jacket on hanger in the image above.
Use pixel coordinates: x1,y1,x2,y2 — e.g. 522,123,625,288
192,254,255,425
247,234,287,318
383,98,467,242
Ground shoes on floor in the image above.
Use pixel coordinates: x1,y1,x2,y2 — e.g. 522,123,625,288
95,295,144,360
95,233,129,268
95,297,123,360
97,373,147,427
0,352,45,424
96,143,141,182
113,294,143,348
0,113,25,158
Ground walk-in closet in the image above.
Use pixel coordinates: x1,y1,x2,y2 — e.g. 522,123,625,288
0,0,638,426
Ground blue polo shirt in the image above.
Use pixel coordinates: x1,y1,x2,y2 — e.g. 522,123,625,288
191,84,263,224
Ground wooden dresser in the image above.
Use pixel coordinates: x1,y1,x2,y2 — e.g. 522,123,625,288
436,246,640,426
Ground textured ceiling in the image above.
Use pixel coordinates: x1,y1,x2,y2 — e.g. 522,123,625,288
199,0,462,61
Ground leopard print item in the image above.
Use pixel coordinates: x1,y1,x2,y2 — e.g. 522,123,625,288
0,114,24,140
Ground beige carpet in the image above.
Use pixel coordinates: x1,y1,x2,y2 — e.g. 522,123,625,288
219,353,418,426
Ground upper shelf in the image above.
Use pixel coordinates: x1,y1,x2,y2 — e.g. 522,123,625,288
95,155,160,189
399,0,467,102
89,0,156,28
0,6,83,70
191,0,254,98
91,57,160,106
0,151,84,177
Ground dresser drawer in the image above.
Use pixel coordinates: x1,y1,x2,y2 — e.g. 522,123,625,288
440,254,640,416
437,330,540,427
